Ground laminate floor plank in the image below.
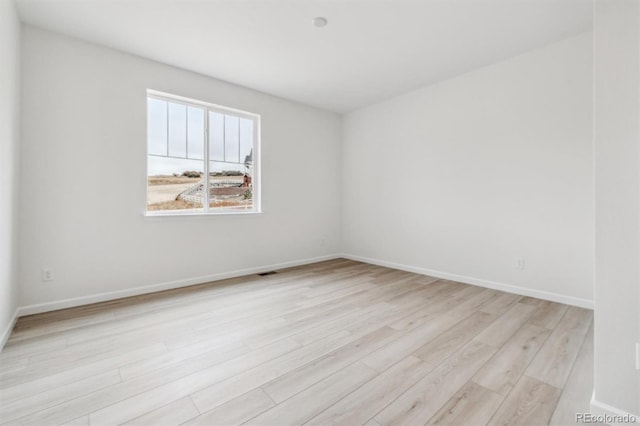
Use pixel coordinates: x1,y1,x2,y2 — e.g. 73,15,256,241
527,301,569,330
0,260,594,426
86,338,301,426
120,396,199,426
474,302,536,348
0,343,167,403
7,338,298,425
525,308,592,389
549,323,599,426
119,337,246,381
473,323,551,396
411,310,497,369
182,389,275,426
387,289,497,334
58,416,89,426
478,293,522,315
305,356,432,426
262,327,401,404
244,362,377,426
363,310,493,373
374,340,497,426
487,375,562,426
426,381,504,425
257,302,392,348
190,330,356,413
0,370,121,424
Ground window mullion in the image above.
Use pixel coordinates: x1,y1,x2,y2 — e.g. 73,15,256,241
165,101,169,156
204,108,210,212
185,105,189,159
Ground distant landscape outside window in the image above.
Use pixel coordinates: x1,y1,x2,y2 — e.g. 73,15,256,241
147,93,258,214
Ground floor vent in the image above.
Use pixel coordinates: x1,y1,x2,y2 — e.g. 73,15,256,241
258,271,278,276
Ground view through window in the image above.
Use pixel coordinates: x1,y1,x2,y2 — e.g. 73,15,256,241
146,92,259,214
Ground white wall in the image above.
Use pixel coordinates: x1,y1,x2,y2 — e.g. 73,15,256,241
342,33,594,307
592,0,640,417
0,0,21,346
18,26,342,311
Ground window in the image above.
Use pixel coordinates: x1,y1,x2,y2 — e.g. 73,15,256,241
146,91,260,215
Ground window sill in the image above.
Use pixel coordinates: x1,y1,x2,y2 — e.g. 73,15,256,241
144,210,262,218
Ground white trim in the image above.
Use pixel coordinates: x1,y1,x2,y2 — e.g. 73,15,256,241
0,308,19,351
145,90,261,216
340,253,594,309
591,390,640,424
14,252,594,319
147,90,260,120
144,210,262,218
17,254,340,317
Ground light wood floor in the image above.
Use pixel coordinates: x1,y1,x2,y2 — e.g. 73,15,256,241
0,259,594,426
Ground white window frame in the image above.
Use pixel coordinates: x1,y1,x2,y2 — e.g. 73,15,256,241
145,89,261,216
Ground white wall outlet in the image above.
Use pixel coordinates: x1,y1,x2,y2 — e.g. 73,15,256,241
636,342,640,370
320,238,326,246
42,268,54,281
514,257,525,270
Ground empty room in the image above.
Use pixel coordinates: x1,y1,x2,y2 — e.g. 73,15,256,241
1,0,639,425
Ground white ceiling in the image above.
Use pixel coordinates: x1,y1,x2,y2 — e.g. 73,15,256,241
15,0,592,113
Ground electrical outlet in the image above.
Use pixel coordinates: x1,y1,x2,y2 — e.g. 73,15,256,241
514,257,525,270
320,238,326,246
42,268,54,282
636,342,640,370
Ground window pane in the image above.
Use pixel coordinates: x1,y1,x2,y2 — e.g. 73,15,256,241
240,118,253,164
187,106,204,160
209,161,252,211
147,156,204,212
168,102,187,158
147,93,258,214
147,98,167,156
224,115,240,163
209,112,224,162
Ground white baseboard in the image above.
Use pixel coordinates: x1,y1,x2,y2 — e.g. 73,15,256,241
0,308,19,351
340,253,594,309
16,254,341,317
11,251,593,327
591,391,640,424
